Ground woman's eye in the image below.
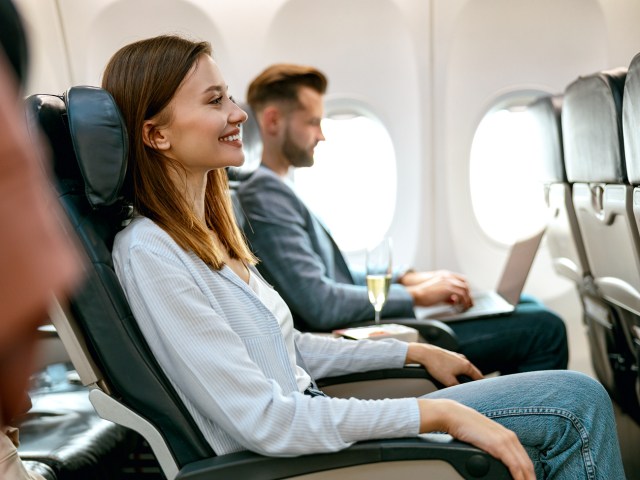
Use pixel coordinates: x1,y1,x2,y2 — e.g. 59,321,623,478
210,96,223,105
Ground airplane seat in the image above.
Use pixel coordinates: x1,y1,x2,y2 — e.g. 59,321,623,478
15,94,141,479
563,68,640,421
24,85,510,480
19,461,56,480
528,94,588,283
622,51,640,407
527,93,621,395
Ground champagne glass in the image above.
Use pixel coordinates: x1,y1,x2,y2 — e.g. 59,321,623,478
366,237,392,325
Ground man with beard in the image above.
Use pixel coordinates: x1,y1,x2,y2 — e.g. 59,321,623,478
237,63,568,375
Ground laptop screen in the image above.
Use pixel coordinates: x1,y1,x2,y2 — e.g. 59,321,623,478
496,228,546,305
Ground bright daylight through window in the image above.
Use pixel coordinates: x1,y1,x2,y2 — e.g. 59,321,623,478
469,104,547,245
294,114,397,253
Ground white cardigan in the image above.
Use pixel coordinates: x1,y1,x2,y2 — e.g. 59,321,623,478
112,216,420,456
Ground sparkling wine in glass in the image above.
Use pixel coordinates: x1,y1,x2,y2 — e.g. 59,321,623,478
366,238,392,325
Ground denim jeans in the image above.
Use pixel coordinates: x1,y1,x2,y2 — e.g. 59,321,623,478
425,370,626,479
449,295,569,374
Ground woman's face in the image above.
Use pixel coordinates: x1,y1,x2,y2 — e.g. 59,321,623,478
157,54,247,175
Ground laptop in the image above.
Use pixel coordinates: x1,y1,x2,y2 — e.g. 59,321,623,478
414,228,545,322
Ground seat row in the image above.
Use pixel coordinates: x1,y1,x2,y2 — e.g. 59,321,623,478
21,88,510,480
528,53,640,422
23,51,640,480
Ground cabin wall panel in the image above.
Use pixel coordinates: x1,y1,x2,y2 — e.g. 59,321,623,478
14,0,71,95
56,0,232,87
254,0,424,266
13,0,640,307
429,0,640,304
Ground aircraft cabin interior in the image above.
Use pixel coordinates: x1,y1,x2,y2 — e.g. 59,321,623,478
2,0,640,479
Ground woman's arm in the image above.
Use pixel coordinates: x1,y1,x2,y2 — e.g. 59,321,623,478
116,239,420,456
294,331,409,379
294,332,483,388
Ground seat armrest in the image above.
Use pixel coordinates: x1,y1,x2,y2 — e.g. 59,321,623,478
316,366,443,399
176,437,511,480
317,366,443,389
349,318,459,351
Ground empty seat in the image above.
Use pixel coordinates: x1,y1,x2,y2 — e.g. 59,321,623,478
529,95,589,283
528,93,622,394
17,384,135,480
563,68,640,420
622,51,640,404
563,68,640,312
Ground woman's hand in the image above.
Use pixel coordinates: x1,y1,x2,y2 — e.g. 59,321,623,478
405,342,483,386
418,398,535,480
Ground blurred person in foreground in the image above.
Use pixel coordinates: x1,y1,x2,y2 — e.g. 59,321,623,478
0,0,82,477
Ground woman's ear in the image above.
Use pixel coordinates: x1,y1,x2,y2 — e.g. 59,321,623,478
142,120,170,151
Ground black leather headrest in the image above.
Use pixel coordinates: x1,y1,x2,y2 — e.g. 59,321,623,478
624,52,640,185
527,94,565,183
25,94,80,184
65,86,128,208
562,68,627,183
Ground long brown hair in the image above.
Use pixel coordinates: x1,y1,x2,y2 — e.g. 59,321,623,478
102,35,255,268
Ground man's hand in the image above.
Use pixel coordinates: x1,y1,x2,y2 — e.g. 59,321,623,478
400,270,473,309
405,342,482,386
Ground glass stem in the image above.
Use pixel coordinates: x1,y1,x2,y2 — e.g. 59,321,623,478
374,308,381,325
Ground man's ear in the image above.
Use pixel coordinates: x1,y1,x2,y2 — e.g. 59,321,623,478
142,120,170,151
261,106,281,137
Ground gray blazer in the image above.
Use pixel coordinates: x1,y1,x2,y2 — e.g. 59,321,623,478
238,165,415,331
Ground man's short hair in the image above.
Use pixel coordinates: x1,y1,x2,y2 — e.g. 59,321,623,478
247,64,327,113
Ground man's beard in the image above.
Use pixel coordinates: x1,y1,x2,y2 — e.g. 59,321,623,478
282,130,314,168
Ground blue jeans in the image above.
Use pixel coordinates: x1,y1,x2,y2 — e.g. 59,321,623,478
425,370,625,479
449,295,569,374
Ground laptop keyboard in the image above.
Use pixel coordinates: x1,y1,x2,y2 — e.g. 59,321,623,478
470,293,495,311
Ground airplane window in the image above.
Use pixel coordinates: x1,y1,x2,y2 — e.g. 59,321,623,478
469,101,548,245
293,113,397,253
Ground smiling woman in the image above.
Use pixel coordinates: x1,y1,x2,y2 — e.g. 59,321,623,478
101,35,254,272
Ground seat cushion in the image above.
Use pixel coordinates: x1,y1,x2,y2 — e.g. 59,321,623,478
16,387,136,480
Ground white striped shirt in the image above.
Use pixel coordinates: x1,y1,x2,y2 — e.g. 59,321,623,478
247,269,312,391
112,216,420,456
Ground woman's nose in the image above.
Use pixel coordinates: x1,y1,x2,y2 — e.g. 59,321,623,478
232,104,248,125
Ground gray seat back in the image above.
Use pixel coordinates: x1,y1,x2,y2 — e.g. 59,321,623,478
563,69,640,315
528,94,589,283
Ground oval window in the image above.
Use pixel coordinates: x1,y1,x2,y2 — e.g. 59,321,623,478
469,95,548,244
294,111,397,252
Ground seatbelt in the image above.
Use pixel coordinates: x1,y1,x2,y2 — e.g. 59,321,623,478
294,341,327,396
